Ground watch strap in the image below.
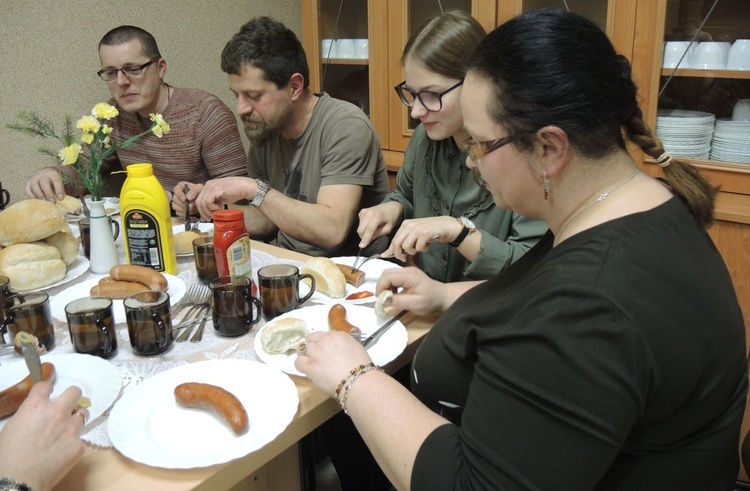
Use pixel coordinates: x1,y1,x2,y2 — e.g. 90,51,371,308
0,477,33,491
250,179,269,207
449,218,471,247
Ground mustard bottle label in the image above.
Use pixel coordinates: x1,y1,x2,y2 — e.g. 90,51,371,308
123,210,166,270
226,235,252,277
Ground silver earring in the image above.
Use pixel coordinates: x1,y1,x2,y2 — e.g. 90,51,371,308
543,171,550,201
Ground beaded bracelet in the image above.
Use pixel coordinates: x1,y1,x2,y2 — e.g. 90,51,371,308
334,363,376,401
338,364,383,415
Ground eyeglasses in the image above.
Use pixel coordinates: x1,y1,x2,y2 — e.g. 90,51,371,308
462,134,519,161
97,58,160,81
394,80,463,112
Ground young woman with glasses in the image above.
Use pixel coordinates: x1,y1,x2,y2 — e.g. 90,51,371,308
357,10,546,282
298,9,746,490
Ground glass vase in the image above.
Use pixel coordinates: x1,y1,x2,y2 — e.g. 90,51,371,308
87,199,119,274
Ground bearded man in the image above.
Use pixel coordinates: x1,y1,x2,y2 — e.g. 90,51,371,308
192,17,389,257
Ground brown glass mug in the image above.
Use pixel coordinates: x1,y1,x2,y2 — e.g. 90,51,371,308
1,291,55,353
209,275,261,337
78,216,120,259
257,264,316,320
0,276,10,319
65,296,118,359
193,236,218,285
123,290,173,356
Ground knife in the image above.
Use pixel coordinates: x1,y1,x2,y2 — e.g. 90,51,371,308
362,310,408,348
183,183,191,232
18,332,43,382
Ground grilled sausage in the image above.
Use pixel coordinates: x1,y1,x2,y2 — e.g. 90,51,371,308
335,264,366,287
90,280,150,298
174,382,249,435
0,362,56,419
327,304,361,334
110,264,168,291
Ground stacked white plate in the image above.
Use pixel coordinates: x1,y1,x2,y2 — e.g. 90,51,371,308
656,109,715,160
710,119,750,164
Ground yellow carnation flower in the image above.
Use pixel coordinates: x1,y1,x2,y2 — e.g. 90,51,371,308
58,144,82,165
76,115,100,134
92,102,119,120
101,124,113,135
149,113,170,137
81,132,94,144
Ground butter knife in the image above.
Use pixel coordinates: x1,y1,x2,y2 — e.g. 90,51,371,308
362,310,407,348
19,334,42,382
183,183,191,232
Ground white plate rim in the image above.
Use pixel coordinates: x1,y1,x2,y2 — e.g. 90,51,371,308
107,359,299,468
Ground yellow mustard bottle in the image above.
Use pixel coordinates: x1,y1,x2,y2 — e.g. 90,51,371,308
119,163,177,274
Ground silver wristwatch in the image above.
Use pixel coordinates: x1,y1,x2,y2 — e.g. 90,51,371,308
0,478,33,491
250,179,270,207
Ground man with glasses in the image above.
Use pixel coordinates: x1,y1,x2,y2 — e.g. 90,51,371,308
26,25,247,206
193,17,390,257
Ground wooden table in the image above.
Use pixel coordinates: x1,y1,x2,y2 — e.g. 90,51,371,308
55,240,436,490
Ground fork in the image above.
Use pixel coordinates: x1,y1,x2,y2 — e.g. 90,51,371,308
351,252,383,273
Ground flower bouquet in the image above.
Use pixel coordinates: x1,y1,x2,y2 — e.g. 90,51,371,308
7,102,169,201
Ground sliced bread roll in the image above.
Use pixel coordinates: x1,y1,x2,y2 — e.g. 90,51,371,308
301,257,346,298
54,195,84,214
173,230,205,255
0,242,66,290
261,318,309,354
43,231,79,266
0,199,68,246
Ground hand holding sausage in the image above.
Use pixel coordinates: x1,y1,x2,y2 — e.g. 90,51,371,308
0,381,86,491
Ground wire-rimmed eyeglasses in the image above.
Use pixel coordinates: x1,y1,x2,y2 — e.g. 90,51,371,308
97,58,160,82
462,134,520,161
394,80,463,112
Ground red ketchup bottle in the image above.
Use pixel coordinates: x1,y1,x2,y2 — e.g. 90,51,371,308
212,210,254,290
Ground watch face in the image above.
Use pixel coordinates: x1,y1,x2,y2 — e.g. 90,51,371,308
459,216,476,231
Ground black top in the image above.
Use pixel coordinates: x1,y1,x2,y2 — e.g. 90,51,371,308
411,197,747,490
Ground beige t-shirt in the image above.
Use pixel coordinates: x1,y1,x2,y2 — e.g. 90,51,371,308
247,93,389,257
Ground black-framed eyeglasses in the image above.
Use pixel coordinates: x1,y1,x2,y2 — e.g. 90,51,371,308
394,80,463,112
462,134,520,161
97,58,160,81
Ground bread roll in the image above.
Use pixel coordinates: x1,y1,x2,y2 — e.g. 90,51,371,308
0,199,68,246
261,318,309,354
301,257,346,298
173,230,204,255
54,195,83,214
43,231,78,266
374,290,393,323
0,242,66,290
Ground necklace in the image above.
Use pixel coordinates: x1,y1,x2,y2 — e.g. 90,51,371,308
556,168,640,240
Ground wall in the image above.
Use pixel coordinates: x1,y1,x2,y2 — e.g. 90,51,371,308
0,0,301,204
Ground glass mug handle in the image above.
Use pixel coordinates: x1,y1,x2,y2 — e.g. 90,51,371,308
110,219,120,240
0,189,9,209
150,311,166,348
298,274,316,304
243,291,262,327
95,315,112,354
0,313,14,345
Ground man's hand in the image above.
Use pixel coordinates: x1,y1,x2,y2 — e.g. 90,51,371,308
171,181,204,216
26,168,66,201
195,177,257,220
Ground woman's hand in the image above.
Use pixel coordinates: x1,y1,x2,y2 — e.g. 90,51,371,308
383,216,462,262
0,382,87,491
295,331,373,395
357,202,403,249
377,266,452,314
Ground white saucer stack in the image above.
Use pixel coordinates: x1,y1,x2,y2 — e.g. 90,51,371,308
656,109,715,160
710,119,750,164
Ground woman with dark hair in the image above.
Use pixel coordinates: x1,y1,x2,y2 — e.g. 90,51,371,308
357,10,545,282
297,9,747,490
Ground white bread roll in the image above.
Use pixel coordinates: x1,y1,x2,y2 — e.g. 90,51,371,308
54,195,83,214
261,318,309,354
301,257,346,298
43,231,79,266
0,199,67,246
0,242,66,290
173,230,204,255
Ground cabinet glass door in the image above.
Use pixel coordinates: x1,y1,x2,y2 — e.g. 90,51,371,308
387,0,496,152
658,0,750,166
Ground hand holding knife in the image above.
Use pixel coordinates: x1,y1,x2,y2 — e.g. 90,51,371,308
183,183,191,232
18,332,43,382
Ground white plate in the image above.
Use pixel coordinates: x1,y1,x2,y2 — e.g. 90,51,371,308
255,304,408,377
303,256,401,305
14,255,90,292
107,359,298,468
0,353,122,431
171,223,215,257
50,273,186,324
